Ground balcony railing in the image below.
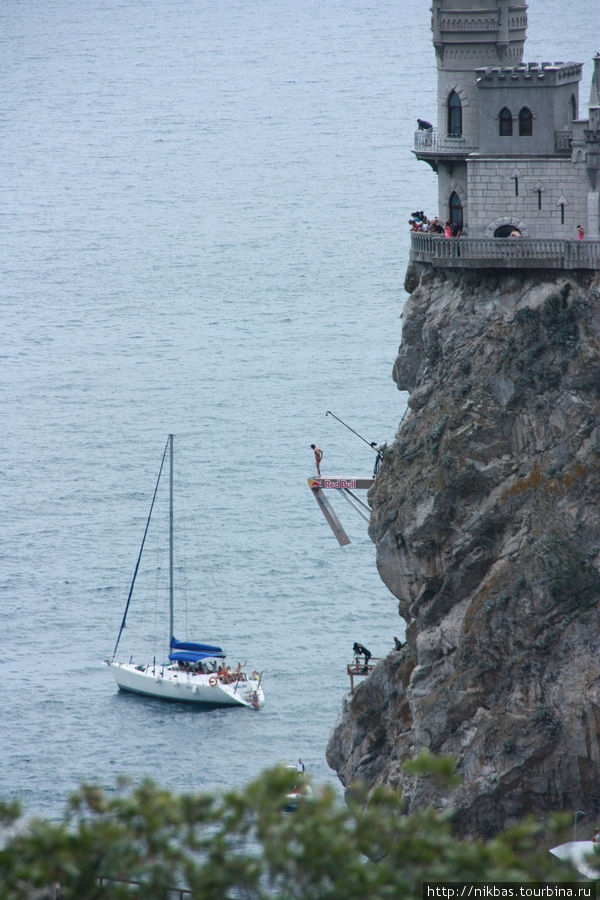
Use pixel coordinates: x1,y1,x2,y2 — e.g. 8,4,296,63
414,128,478,155
410,232,600,270
414,128,573,155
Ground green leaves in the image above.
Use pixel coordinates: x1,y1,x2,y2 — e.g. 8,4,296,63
0,762,584,899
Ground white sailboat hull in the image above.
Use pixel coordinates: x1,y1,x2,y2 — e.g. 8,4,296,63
107,661,265,709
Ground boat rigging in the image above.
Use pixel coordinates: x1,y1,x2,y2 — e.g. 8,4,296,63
106,434,265,709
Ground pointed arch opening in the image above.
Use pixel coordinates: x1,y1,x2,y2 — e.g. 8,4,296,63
518,107,533,136
448,91,462,137
569,94,577,121
499,107,513,136
449,191,463,230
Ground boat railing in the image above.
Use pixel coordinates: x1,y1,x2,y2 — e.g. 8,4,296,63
410,231,600,270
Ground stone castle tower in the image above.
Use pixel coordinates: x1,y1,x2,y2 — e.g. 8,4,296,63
414,1,600,241
432,0,527,158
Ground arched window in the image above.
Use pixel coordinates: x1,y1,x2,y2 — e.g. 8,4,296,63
499,107,513,136
449,191,463,229
448,91,462,136
518,107,533,136
569,94,577,121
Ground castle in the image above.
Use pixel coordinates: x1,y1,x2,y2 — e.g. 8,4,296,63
412,0,600,266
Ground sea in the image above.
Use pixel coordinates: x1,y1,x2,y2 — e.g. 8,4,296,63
2,0,598,822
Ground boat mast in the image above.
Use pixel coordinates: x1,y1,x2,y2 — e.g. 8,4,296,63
169,433,174,643
112,435,170,660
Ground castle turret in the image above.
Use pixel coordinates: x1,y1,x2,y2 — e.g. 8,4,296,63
588,53,600,133
415,1,528,231
432,0,528,147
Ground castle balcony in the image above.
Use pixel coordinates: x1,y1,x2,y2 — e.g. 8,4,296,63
413,128,478,162
410,232,600,270
414,128,573,160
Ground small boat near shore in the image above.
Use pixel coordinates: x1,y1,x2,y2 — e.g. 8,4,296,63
105,434,265,710
284,763,313,812
549,841,599,879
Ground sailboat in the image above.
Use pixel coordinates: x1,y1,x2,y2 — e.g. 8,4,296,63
106,434,265,709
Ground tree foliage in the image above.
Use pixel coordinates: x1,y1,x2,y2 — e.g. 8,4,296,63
0,757,590,899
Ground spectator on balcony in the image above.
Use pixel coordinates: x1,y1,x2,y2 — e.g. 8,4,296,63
451,222,462,237
509,229,521,258
417,118,433,131
409,219,421,232
444,221,453,237
577,224,585,240
427,217,443,234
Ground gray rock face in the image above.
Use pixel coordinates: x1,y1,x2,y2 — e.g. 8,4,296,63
326,262,600,837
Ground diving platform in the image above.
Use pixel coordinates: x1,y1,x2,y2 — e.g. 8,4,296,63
347,658,380,693
308,475,375,547
308,477,375,491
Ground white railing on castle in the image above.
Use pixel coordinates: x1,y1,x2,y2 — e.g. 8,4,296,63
414,129,573,154
410,232,600,270
413,129,478,154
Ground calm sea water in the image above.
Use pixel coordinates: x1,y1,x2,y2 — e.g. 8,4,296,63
2,0,598,821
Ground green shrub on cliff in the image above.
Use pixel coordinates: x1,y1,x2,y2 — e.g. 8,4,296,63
0,757,589,899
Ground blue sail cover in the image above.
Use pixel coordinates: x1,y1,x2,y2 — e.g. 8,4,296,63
170,637,225,658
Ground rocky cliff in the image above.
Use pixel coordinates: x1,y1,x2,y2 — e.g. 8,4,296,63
327,262,600,837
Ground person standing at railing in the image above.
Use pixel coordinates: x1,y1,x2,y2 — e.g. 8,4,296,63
509,229,521,258
577,224,585,240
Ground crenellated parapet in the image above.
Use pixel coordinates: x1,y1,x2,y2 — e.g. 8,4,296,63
431,0,527,69
475,61,583,87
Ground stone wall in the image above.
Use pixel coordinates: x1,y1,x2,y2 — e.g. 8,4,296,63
467,156,589,238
